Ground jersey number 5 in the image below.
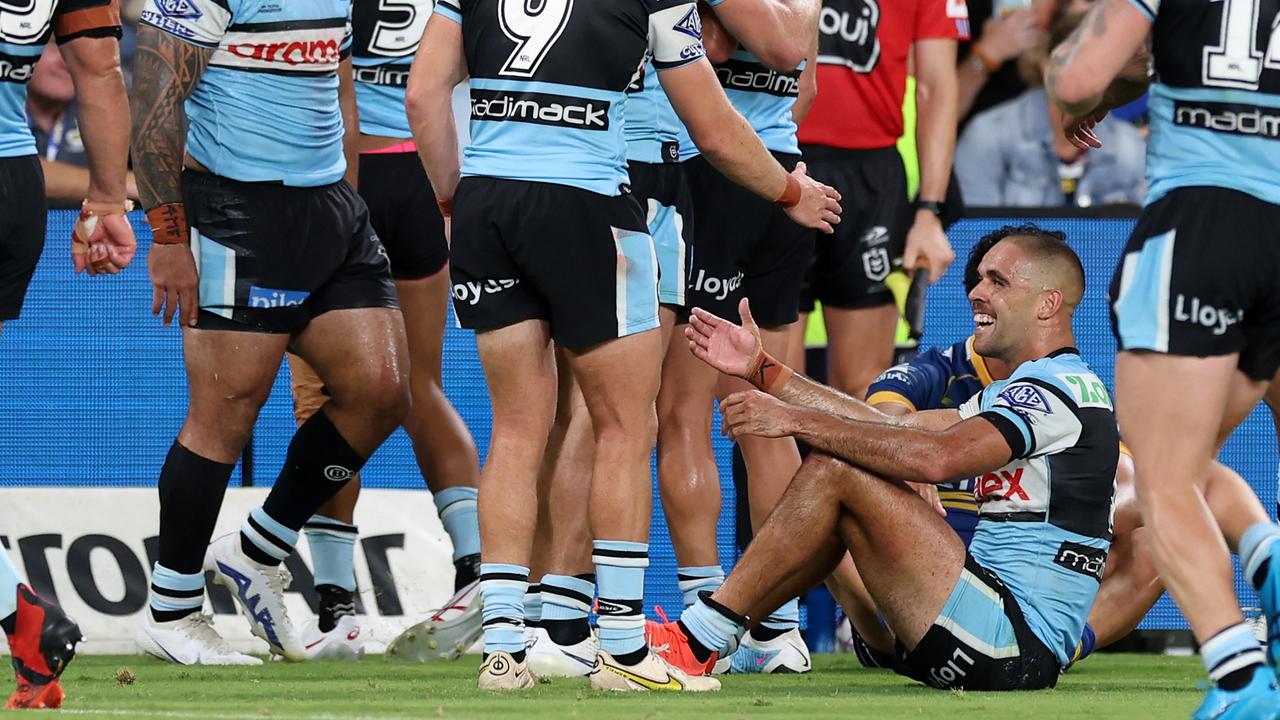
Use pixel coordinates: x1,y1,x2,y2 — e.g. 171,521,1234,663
369,0,432,58
0,0,57,44
1203,0,1280,90
498,0,574,78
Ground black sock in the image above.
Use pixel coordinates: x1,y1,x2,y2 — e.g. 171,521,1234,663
749,624,787,642
316,584,356,633
678,620,715,664
260,409,365,532
1252,558,1272,590
158,442,235,574
543,618,590,646
1,611,15,636
1219,663,1263,691
454,553,481,591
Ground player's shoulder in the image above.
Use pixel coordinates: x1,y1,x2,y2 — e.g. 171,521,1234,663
1004,350,1112,412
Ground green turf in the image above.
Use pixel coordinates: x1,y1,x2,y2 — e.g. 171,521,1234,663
31,653,1212,719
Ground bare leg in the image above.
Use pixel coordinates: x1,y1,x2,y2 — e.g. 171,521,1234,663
827,555,896,653
531,349,594,581
823,303,899,400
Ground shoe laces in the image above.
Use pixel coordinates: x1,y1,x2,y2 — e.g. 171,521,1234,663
179,614,240,657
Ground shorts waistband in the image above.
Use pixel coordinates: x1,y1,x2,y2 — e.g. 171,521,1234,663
798,143,900,161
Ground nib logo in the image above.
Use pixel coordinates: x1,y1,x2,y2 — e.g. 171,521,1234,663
219,562,282,649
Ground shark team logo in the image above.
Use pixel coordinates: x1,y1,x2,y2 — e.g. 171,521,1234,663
156,0,203,19
673,5,702,39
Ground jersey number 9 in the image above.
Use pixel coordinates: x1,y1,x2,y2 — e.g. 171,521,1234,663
498,0,574,77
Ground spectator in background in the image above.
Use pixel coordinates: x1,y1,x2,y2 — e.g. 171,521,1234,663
953,12,1145,207
26,44,137,206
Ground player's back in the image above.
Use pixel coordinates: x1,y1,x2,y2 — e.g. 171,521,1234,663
140,0,351,186
351,0,431,138
1131,0,1280,205
626,60,684,163
442,0,702,195
677,48,804,160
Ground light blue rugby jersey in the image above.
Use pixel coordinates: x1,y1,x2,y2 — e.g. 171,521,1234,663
351,0,431,138
1,0,121,158
436,0,706,196
139,0,353,186
625,59,683,163
1126,0,1280,206
677,46,803,160
958,349,1119,666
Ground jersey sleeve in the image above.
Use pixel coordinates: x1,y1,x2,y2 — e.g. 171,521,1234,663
648,0,706,70
866,350,950,411
53,0,122,44
434,0,463,25
977,378,1084,461
1126,0,1158,21
139,0,233,48
916,0,970,41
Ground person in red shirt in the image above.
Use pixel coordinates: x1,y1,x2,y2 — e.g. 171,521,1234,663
797,0,967,400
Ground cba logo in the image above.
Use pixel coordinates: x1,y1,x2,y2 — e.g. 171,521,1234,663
817,0,880,73
157,0,202,19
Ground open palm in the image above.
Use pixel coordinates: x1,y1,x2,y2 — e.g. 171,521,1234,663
685,298,764,379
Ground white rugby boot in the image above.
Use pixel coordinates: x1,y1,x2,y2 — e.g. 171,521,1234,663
204,533,306,661
136,612,261,666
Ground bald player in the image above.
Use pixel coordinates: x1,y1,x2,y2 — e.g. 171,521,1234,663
648,225,1119,690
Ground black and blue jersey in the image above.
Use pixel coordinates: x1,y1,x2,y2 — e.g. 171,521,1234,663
1126,0,1280,205
0,0,121,158
139,0,354,186
351,0,430,138
435,0,706,196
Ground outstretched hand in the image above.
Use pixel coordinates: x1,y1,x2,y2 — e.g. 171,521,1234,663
686,297,764,379
1063,110,1107,150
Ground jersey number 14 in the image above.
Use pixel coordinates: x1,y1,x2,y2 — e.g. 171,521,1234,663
1204,0,1280,90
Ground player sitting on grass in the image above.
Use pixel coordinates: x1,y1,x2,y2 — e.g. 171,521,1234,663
649,225,1117,690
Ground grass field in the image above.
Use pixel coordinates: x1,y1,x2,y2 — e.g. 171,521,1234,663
38,653,1210,719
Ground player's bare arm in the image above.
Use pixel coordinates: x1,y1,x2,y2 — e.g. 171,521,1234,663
708,0,819,71
130,27,212,326
405,14,467,217
791,29,818,125
904,37,958,284
660,60,841,233
1044,0,1151,148
338,59,360,189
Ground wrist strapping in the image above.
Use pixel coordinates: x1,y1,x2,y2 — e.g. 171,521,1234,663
745,350,794,394
146,203,189,246
774,173,802,208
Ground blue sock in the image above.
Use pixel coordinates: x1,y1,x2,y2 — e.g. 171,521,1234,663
681,593,747,656
240,506,300,565
0,551,24,621
479,563,527,658
303,515,357,592
1240,522,1280,591
148,563,204,621
524,584,543,627
677,566,724,608
541,574,594,621
1201,623,1266,688
758,597,800,633
433,487,481,562
593,540,648,661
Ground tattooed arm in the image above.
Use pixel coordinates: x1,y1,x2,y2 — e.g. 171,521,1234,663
1044,0,1151,118
130,26,212,326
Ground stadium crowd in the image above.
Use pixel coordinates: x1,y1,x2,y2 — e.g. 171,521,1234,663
1,0,1279,718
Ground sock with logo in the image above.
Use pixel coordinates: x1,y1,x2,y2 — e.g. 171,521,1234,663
524,584,543,629
677,565,724,608
1240,522,1280,591
254,409,365,554
540,573,594,646
157,442,235,577
433,487,481,562
1202,623,1266,690
0,550,24,633
240,506,301,567
148,563,205,624
680,591,748,662
750,597,799,642
593,540,648,665
480,563,528,662
304,515,357,592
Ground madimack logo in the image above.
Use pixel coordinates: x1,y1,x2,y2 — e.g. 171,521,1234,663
0,53,35,83
715,59,801,97
471,89,610,130
1174,100,1280,139
1054,541,1107,581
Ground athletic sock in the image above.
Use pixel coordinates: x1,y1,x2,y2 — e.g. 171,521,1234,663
454,553,481,590
240,507,301,567
480,563,528,662
524,584,543,629
593,540,648,665
677,565,724,608
1202,623,1266,691
751,597,799,641
433,487,481,562
148,563,205,623
157,442,235,575
259,409,364,533
304,515,358,592
316,584,356,633
680,591,748,661
540,573,594,646
0,550,25,633
1240,522,1280,591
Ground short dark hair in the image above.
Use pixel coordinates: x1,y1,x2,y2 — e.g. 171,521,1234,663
964,223,1079,294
